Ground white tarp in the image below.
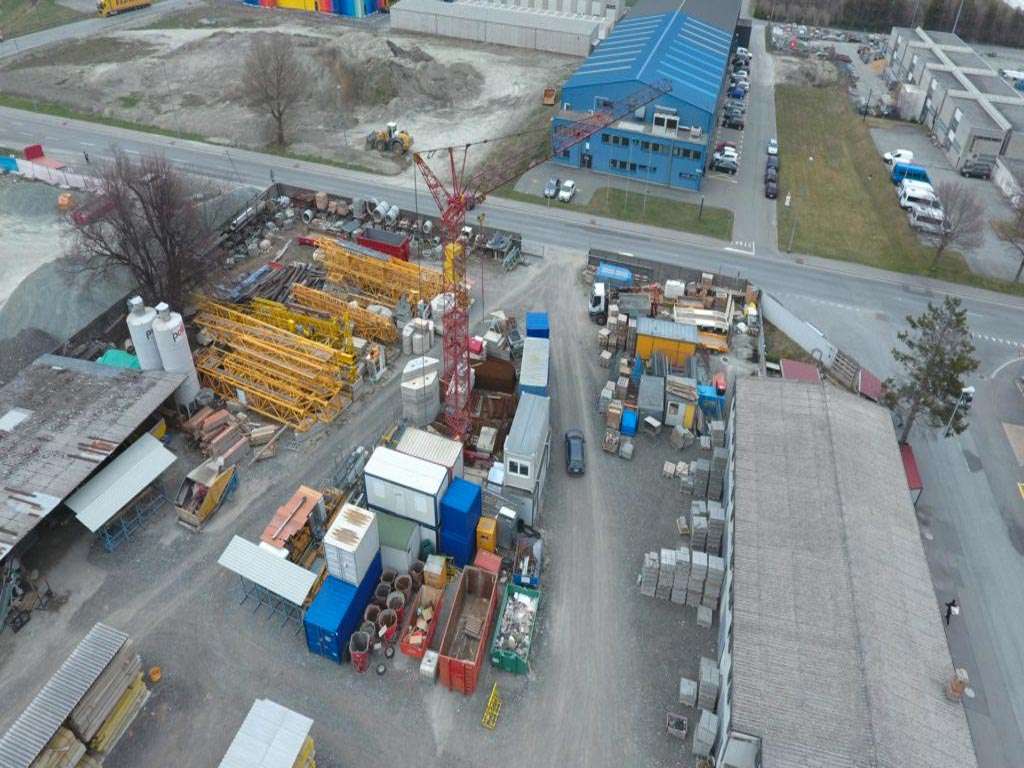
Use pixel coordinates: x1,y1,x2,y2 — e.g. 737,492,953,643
66,433,176,532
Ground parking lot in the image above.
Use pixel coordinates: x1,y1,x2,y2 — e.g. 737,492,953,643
868,122,1022,280
0,248,723,768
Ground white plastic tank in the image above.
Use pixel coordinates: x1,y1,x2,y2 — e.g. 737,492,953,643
125,296,163,371
152,302,201,407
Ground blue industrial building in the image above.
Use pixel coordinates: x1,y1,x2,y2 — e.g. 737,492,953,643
552,0,742,191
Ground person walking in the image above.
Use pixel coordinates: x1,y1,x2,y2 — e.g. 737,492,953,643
944,598,959,626
83,151,90,165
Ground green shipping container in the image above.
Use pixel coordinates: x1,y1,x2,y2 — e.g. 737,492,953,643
489,583,541,675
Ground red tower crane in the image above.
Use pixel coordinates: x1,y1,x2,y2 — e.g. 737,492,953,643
414,79,672,439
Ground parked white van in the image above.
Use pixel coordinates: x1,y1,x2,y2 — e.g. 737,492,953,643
907,203,946,234
899,185,941,211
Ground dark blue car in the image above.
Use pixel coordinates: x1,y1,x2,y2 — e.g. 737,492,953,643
729,86,747,99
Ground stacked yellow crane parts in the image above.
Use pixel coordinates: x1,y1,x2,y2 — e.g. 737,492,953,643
248,297,355,354
314,237,444,306
289,284,399,345
193,299,356,431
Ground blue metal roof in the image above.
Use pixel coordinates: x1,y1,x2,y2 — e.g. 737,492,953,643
564,6,734,115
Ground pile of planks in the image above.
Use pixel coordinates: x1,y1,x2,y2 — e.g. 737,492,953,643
70,639,149,759
183,407,250,466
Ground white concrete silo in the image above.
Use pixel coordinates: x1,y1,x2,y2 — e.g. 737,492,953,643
152,302,201,407
125,296,163,371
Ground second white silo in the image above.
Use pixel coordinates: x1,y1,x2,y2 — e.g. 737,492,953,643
152,302,201,407
125,296,163,371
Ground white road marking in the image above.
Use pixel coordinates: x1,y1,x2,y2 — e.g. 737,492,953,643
724,246,755,256
990,356,1024,378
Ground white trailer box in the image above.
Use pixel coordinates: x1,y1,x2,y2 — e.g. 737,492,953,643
364,446,450,528
324,503,380,586
396,427,465,480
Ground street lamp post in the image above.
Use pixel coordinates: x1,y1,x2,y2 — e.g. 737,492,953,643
944,385,975,437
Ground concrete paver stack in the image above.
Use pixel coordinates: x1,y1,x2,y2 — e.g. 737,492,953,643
640,552,659,597
687,551,707,608
693,709,720,757
708,447,728,500
697,656,720,710
656,548,676,600
671,546,690,604
706,501,725,556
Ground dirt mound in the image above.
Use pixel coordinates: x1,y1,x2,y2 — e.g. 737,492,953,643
775,55,838,86
0,328,60,385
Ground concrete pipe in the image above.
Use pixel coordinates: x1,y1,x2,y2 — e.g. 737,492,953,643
373,583,391,608
364,604,381,625
381,568,398,586
394,574,413,601
378,609,399,642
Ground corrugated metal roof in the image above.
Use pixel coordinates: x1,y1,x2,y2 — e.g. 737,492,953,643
520,337,550,389
218,536,317,606
364,446,447,496
565,0,738,114
392,0,603,34
636,317,699,343
396,428,463,470
504,393,551,458
0,623,128,768
65,433,177,532
218,699,313,768
779,358,821,384
730,379,978,768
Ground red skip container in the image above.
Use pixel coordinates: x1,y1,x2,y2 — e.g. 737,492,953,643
437,567,499,695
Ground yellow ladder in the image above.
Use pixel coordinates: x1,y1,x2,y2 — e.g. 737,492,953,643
481,683,502,730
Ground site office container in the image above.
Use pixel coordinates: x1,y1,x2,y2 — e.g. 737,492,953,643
323,503,380,586
364,447,450,529
304,553,382,663
437,566,499,695
518,337,550,398
357,227,411,261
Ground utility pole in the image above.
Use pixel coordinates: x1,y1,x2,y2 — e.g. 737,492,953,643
952,0,966,35
944,386,975,437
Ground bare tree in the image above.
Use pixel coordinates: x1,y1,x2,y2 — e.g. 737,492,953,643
927,180,985,270
66,151,214,310
241,34,309,148
993,200,1024,281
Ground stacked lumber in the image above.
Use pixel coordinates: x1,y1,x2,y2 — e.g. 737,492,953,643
31,728,86,768
69,640,148,759
87,675,148,756
184,408,251,466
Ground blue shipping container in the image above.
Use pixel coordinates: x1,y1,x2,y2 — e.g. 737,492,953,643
440,528,476,568
621,410,638,437
0,156,18,173
441,478,482,535
595,262,633,289
304,553,382,663
525,312,550,339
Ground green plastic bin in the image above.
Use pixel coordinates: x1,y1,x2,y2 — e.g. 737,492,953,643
489,582,541,675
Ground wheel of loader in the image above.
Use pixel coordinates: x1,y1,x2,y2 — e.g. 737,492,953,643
375,139,388,152
390,140,405,155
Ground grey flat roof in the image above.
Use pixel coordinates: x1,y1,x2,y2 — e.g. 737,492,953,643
999,101,1024,132
0,623,128,768
0,355,184,563
631,0,742,34
731,378,978,768
927,29,968,47
946,48,990,70
965,71,1022,99
927,68,963,93
392,0,603,34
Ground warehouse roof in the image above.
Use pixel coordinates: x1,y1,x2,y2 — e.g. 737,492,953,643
0,355,184,563
565,0,740,114
0,623,128,768
730,378,977,768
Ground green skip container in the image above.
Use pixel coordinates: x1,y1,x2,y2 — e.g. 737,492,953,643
489,583,541,675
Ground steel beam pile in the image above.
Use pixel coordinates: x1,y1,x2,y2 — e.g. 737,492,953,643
194,299,356,432
290,284,400,345
314,238,443,306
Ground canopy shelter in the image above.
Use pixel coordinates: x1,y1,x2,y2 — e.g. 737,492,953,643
218,536,317,628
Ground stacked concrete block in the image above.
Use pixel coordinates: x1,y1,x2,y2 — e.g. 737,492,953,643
640,552,659,597
696,605,713,628
401,371,440,427
692,459,710,500
618,439,634,461
708,447,728,501
656,548,676,600
699,435,712,451
598,382,614,414
707,501,725,556
687,551,708,607
693,709,720,757
698,656,720,710
670,425,695,450
689,501,708,552
678,677,698,707
710,420,726,448
702,555,725,611
671,547,690,604
614,375,629,400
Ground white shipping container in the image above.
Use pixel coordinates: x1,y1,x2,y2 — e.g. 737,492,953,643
364,447,450,528
396,427,465,480
324,503,380,586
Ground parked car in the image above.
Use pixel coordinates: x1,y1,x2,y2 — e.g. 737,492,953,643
764,165,778,183
715,140,737,153
725,99,746,112
728,86,747,100
557,180,577,202
766,155,779,171
767,138,779,155
732,69,749,80
715,146,739,159
565,429,585,475
736,46,750,57
765,179,779,199
960,161,992,179
722,115,745,130
543,177,560,198
883,148,914,166
712,156,738,174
